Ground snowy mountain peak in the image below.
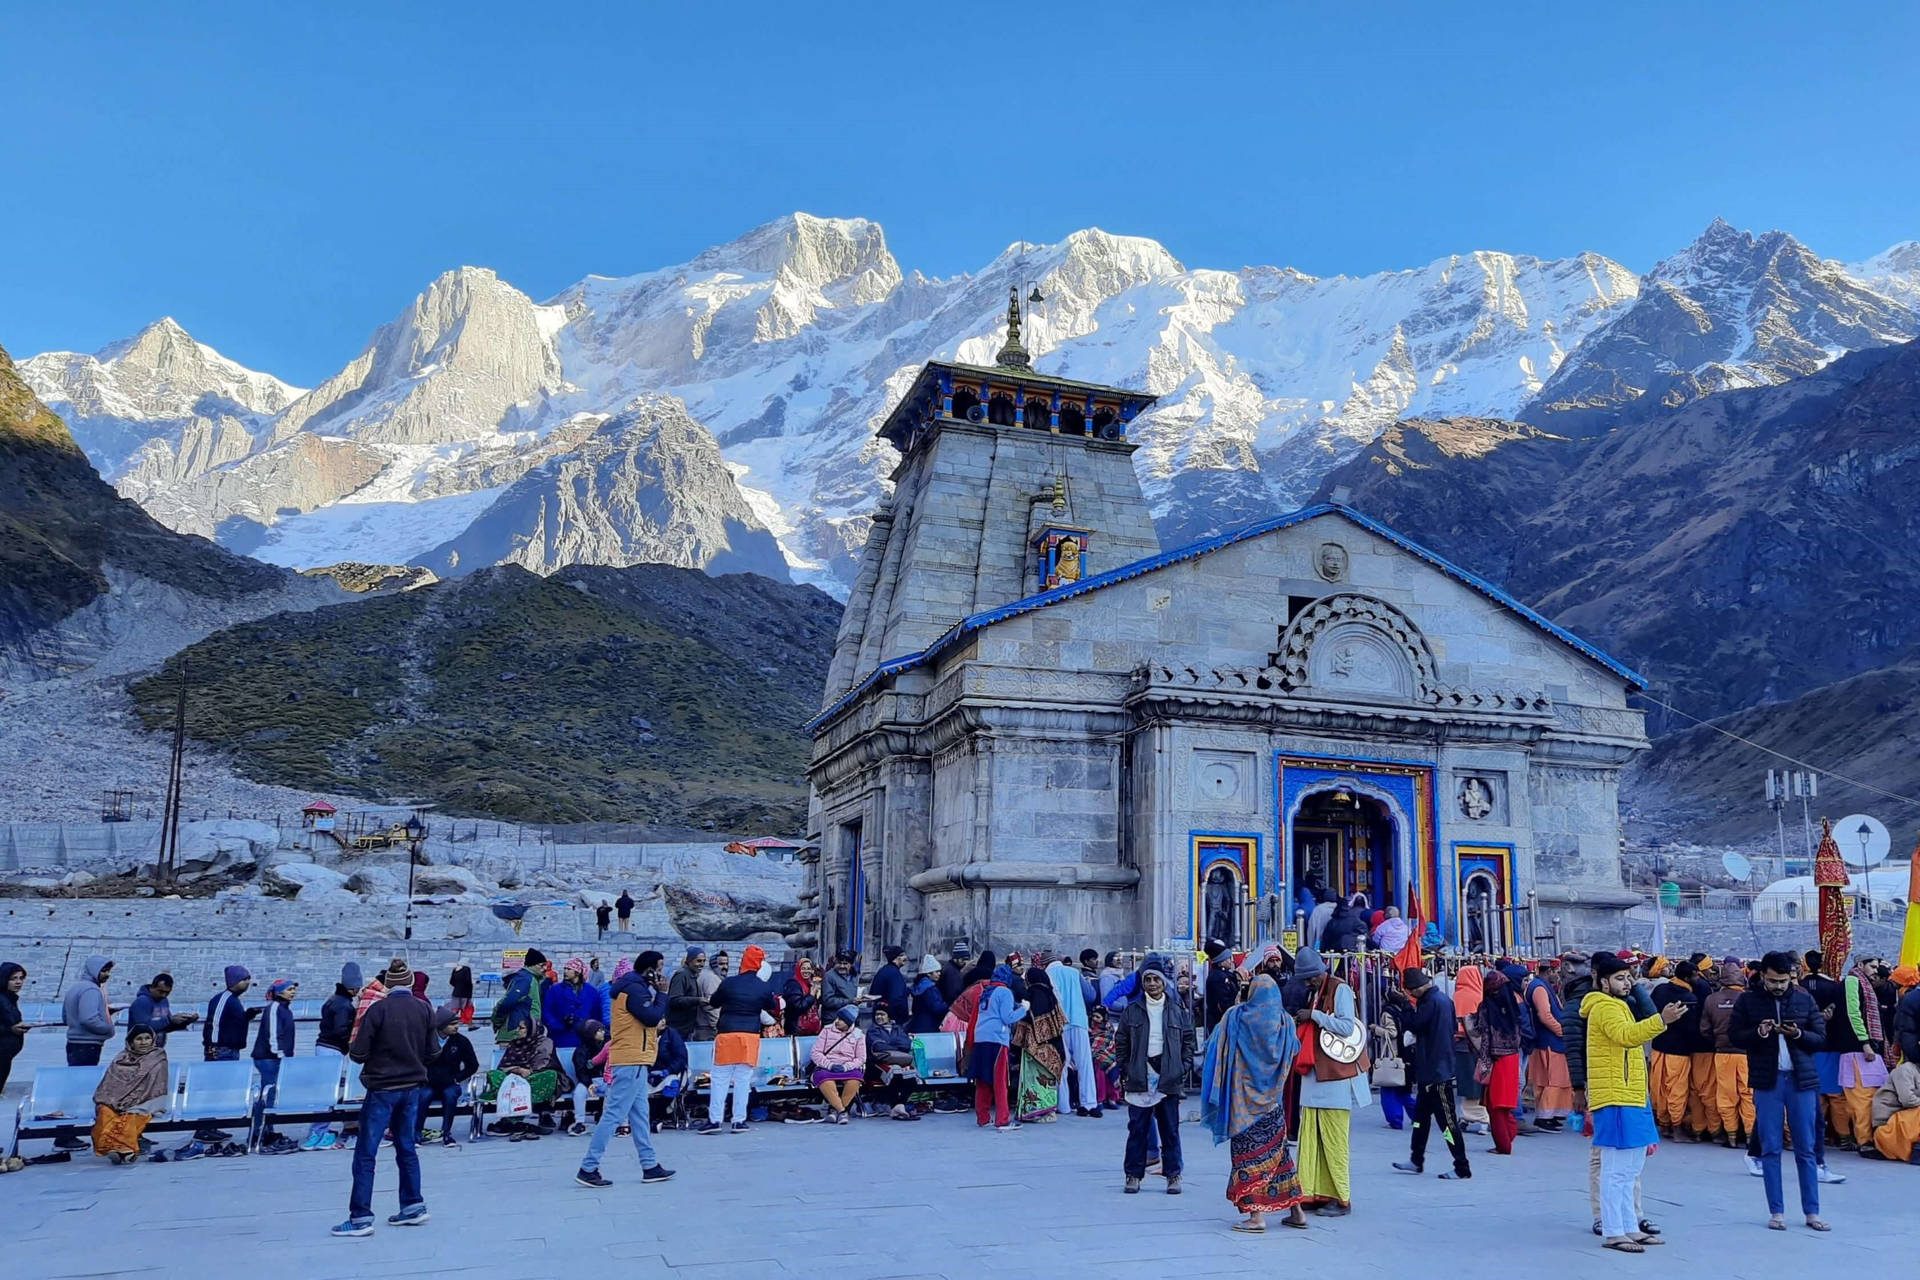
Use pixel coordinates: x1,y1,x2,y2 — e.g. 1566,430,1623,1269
1850,241,1920,308
691,212,901,299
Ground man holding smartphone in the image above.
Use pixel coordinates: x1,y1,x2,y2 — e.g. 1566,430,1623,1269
1729,952,1831,1233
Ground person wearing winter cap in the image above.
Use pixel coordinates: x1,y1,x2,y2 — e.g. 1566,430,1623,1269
807,1002,868,1123
868,945,911,1024
1386,966,1471,1181
909,955,950,1034
336,958,439,1237
252,979,299,1151
1700,957,1754,1152
1891,966,1920,1066
701,943,779,1133
306,963,363,1149
1201,940,1239,1035
544,956,609,1054
939,942,973,1004
203,965,259,1063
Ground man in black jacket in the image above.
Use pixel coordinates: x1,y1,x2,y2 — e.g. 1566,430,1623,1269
1729,951,1829,1231
335,958,439,1238
1389,968,1471,1179
1201,940,1239,1034
1114,959,1193,1195
1896,980,1920,1066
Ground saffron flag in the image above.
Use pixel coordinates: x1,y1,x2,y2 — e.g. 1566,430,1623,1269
1813,818,1851,973
1903,833,1920,968
1393,894,1425,973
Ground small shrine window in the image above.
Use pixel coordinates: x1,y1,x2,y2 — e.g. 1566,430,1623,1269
1058,403,1086,435
950,388,979,421
988,393,1016,426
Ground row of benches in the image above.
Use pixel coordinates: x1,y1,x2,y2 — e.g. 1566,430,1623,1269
11,1032,971,1156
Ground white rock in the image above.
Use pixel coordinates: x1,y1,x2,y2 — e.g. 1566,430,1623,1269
262,860,350,898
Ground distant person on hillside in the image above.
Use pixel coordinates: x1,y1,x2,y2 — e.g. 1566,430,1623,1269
127,973,196,1047
616,890,635,933
595,900,612,940
335,958,438,1238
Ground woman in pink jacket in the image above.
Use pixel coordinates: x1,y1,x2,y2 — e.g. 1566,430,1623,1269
809,1004,867,1123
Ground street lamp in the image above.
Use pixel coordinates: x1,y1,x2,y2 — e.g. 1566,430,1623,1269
403,812,427,946
1855,820,1875,922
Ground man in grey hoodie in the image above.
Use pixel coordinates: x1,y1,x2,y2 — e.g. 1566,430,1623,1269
62,955,115,1066
56,955,116,1149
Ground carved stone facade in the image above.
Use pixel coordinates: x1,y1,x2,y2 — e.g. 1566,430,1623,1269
804,362,1648,961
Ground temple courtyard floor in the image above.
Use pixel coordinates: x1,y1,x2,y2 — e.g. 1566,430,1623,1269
7,1079,1915,1280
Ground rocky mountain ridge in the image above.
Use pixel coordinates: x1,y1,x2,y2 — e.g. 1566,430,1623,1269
33,214,1916,593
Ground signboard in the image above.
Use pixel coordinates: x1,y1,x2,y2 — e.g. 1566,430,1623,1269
1281,929,1300,953
313,816,335,832
501,947,528,973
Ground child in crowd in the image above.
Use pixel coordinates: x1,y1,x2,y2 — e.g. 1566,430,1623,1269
569,1020,609,1135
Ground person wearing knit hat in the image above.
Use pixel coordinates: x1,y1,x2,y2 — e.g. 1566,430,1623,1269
1385,966,1471,1181
869,946,910,1025
909,954,950,1034
1583,950,1686,1251
700,943,779,1133
202,965,256,1066
545,955,609,1055
1647,960,1700,1140
252,978,300,1152
306,962,365,1149
335,950,439,1236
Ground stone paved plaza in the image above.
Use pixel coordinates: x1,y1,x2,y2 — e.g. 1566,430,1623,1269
8,1067,1915,1280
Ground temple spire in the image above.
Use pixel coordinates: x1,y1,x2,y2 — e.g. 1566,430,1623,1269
995,285,1031,369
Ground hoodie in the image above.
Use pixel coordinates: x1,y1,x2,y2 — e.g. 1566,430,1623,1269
252,997,296,1059
1702,972,1747,1053
63,955,115,1047
317,985,358,1054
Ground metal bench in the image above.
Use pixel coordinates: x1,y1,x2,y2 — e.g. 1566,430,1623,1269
259,1055,345,1133
911,1031,966,1084
10,1065,107,1157
752,1036,803,1091
173,1060,260,1146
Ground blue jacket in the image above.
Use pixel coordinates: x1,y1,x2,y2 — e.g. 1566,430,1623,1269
908,975,948,1033
973,984,1026,1047
204,988,260,1054
544,980,610,1050
868,962,910,1023
127,987,177,1045
252,999,296,1059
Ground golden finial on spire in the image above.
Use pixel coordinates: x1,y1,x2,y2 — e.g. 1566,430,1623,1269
995,284,1031,369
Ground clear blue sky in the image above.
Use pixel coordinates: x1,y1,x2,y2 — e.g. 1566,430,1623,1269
5,1,1916,385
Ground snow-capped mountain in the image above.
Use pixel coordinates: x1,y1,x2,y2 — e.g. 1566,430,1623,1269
1524,219,1918,423
21,317,305,499
26,214,1920,593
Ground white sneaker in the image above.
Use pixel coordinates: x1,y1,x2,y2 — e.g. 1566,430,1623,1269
1745,1156,1763,1177
1816,1164,1847,1185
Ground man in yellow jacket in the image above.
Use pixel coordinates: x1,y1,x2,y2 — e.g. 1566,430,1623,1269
1582,951,1688,1254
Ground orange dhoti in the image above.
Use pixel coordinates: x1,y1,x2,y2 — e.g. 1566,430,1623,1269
1711,1053,1754,1140
1649,1051,1691,1129
91,1105,151,1156
1873,1110,1920,1162
1688,1052,1717,1134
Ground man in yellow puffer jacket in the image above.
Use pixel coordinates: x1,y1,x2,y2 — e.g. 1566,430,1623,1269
1582,951,1688,1253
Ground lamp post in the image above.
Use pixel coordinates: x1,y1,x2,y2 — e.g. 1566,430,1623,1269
403,812,426,948
1855,819,1874,922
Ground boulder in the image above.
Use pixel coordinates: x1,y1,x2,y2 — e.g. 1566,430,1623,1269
662,882,800,940
413,866,483,896
346,866,405,896
261,860,351,899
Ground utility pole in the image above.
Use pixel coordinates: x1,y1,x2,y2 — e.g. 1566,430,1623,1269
155,657,189,884
1765,770,1790,877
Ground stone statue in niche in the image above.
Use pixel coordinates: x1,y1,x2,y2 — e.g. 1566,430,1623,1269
1203,865,1239,947
1459,776,1494,820
1056,536,1082,583
1316,541,1348,582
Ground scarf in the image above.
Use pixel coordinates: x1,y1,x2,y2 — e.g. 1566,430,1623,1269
1453,964,1484,1017
95,1037,169,1113
1851,962,1886,1043
1200,974,1298,1145
1477,969,1522,1063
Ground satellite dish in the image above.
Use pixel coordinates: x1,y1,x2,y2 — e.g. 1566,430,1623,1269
1836,813,1890,866
1721,851,1753,882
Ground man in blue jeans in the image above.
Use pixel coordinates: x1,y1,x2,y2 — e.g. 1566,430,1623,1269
335,958,439,1238
576,950,676,1188
1729,951,1831,1232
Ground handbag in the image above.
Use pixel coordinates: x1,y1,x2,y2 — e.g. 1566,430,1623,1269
1311,976,1369,1082
1369,1022,1406,1087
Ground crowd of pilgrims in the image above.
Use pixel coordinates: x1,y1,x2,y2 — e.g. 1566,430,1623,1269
4,934,1917,1246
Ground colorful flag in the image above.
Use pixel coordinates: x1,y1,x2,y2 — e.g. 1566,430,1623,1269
1812,817,1851,973
1902,833,1920,968
1393,893,1425,973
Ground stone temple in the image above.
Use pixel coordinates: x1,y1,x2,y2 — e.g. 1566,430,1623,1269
800,293,1647,962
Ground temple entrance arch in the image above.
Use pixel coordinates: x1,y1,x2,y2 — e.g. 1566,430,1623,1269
1278,755,1441,936
1290,785,1402,915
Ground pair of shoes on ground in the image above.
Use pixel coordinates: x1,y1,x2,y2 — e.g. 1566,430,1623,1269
692,1120,750,1134
1122,1175,1181,1194
332,1206,429,1237
573,1164,675,1188
1391,1162,1469,1180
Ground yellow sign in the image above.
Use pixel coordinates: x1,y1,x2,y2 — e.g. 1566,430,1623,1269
501,948,528,972
1281,930,1300,953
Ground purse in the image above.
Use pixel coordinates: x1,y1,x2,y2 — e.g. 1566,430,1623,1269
1312,976,1369,1082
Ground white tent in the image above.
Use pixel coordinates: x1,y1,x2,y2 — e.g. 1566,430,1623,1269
1751,864,1912,923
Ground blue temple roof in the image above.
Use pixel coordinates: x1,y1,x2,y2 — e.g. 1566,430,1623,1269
808,502,1646,733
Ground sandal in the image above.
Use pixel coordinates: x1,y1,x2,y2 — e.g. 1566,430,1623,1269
1281,1215,1310,1230
1631,1234,1664,1247
1805,1218,1831,1233
1767,1216,1787,1231
1231,1222,1266,1234
1602,1240,1645,1253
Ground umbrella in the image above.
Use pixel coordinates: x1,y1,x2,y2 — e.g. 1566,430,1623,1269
1811,817,1850,974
